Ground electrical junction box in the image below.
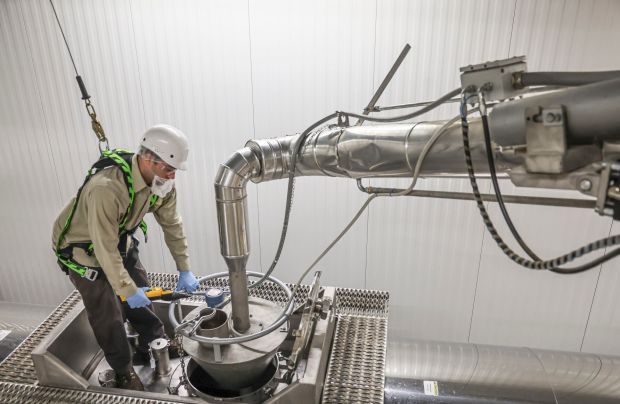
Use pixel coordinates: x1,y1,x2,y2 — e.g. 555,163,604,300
460,56,527,102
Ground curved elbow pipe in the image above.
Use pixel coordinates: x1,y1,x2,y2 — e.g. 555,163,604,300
214,147,261,260
214,147,260,332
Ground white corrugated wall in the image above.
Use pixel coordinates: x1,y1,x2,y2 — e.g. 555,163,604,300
1,0,620,355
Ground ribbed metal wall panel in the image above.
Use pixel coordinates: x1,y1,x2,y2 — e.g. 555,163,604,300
248,0,376,289
2,0,620,357
367,0,515,342
0,0,75,304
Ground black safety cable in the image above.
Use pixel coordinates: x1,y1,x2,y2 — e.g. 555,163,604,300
477,91,541,261
49,0,109,153
460,93,620,274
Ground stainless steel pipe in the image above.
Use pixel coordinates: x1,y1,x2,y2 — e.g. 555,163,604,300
245,118,518,182
214,148,261,333
215,118,504,332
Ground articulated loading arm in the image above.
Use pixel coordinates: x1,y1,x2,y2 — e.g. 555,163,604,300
215,74,620,332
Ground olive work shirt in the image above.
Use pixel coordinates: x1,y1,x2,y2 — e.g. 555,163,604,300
52,154,190,297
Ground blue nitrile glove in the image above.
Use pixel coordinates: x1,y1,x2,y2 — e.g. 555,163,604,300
176,271,199,292
126,287,151,309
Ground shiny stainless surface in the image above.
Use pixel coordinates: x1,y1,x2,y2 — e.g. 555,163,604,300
30,299,101,389
172,271,295,346
247,119,515,181
385,338,620,403
182,297,287,390
150,338,172,376
214,147,261,332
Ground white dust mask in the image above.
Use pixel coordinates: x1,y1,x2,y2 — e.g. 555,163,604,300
151,175,174,197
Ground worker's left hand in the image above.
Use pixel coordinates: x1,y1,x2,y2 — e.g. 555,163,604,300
176,270,200,292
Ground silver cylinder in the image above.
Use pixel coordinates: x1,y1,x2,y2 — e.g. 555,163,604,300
196,308,230,342
149,338,171,376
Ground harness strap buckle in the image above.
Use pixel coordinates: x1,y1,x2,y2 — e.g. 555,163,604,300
82,267,99,282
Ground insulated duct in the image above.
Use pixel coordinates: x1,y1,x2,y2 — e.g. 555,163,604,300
214,117,514,331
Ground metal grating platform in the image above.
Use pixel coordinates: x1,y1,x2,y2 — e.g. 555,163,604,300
322,288,389,404
0,381,182,404
0,273,388,403
334,287,389,317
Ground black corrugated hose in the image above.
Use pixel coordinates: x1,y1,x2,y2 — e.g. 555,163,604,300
460,93,620,274
477,91,541,261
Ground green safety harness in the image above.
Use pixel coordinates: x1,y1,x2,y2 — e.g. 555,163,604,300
54,149,158,281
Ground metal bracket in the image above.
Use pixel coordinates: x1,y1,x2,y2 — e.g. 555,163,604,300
460,56,526,101
524,105,602,175
595,161,620,219
525,105,568,174
289,272,323,368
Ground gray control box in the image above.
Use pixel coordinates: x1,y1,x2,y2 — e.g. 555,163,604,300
460,56,527,101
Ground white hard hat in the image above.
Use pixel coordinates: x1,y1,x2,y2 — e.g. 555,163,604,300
140,124,189,170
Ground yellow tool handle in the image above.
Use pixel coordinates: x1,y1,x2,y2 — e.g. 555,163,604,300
120,287,172,302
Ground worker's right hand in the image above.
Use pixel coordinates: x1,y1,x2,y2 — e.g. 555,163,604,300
126,287,151,309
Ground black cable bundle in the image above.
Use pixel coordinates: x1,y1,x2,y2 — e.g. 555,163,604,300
460,94,620,274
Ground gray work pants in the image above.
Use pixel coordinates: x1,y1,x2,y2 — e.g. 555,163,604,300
68,256,165,374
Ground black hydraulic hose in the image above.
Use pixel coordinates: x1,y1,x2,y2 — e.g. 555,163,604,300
480,107,541,261
552,246,620,274
519,71,620,88
460,94,620,274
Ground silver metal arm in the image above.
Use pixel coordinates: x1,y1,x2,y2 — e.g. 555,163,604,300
215,75,620,332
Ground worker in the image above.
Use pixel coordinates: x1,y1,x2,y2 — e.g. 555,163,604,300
52,124,200,391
